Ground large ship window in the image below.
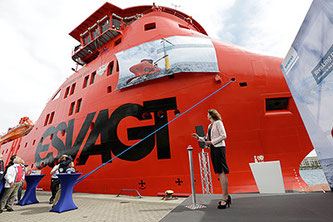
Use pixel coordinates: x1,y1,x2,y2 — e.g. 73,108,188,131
70,83,76,95
69,102,75,116
83,75,89,88
64,86,70,98
76,99,82,113
44,114,50,126
48,111,55,124
107,61,114,76
266,97,289,111
90,72,96,84
145,22,156,31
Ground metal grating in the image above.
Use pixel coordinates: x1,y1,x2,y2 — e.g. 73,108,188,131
199,150,213,194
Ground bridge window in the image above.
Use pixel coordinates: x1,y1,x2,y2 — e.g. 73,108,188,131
266,97,289,111
145,22,156,31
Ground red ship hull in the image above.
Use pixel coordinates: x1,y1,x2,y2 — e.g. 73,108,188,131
0,3,312,195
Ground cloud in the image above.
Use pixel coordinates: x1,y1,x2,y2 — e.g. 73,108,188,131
217,0,313,57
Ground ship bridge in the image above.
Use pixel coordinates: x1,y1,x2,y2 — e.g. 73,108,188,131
69,3,207,66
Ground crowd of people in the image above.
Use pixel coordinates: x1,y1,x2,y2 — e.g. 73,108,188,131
0,154,26,213
0,109,228,213
0,154,76,213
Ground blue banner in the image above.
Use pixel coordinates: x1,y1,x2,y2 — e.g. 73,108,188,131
281,0,333,190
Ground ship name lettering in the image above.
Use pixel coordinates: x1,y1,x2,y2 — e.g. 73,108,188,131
34,97,177,169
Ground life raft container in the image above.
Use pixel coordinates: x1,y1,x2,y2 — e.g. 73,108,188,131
0,117,34,145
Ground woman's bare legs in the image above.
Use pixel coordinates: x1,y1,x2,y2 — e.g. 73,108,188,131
218,172,229,203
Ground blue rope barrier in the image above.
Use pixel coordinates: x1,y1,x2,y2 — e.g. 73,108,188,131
75,79,234,184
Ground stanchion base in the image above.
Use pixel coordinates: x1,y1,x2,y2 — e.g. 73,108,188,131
185,204,206,210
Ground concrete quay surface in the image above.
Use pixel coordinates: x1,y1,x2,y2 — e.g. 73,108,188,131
0,191,185,222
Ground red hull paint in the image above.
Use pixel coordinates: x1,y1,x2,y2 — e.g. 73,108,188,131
0,3,312,195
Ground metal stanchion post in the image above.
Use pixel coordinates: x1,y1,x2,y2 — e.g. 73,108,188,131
188,145,197,206
186,145,206,210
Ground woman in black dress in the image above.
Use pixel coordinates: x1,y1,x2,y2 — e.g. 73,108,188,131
192,109,231,209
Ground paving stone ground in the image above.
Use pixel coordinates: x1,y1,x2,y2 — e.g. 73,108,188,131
0,191,185,222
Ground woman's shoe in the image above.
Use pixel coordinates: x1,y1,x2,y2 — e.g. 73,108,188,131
217,198,230,209
218,195,231,205
228,195,231,204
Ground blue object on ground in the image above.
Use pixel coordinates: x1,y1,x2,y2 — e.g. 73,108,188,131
17,175,45,206
50,173,82,213
0,179,4,196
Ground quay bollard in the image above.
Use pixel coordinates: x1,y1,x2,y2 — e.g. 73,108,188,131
186,145,206,210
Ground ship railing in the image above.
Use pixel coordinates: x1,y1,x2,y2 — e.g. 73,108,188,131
72,15,123,65
72,12,141,65
72,5,204,65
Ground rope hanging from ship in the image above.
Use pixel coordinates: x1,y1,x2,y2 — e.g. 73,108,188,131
75,79,235,184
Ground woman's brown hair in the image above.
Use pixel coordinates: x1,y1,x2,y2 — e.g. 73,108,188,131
208,109,222,121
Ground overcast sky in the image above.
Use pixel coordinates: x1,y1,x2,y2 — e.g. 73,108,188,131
0,0,314,153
